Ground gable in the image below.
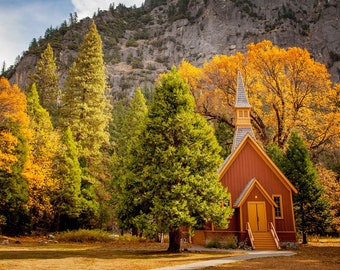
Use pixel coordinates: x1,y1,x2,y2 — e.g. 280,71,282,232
233,178,278,208
219,134,297,195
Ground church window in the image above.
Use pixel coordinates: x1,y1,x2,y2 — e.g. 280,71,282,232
273,195,283,218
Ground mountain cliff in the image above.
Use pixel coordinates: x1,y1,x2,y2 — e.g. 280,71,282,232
5,0,340,97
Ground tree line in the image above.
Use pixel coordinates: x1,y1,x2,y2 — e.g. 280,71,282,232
0,21,339,251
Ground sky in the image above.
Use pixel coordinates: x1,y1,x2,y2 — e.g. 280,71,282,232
0,0,144,69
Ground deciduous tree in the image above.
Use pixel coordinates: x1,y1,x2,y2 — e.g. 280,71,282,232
0,77,30,235
24,83,59,230
178,41,340,160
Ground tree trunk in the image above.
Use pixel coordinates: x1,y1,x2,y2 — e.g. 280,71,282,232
302,231,308,244
54,211,60,232
131,227,138,236
168,227,182,253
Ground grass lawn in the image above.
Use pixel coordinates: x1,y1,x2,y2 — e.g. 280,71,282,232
0,236,339,270
0,237,239,270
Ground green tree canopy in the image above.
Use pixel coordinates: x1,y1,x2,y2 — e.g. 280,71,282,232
113,87,148,233
280,131,332,244
52,127,82,231
121,68,233,252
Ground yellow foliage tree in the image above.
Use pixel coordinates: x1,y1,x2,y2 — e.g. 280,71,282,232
317,164,340,232
178,41,340,156
0,77,31,234
23,83,60,229
0,77,29,172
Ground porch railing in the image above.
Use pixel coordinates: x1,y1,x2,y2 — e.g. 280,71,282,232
270,222,281,250
246,222,255,249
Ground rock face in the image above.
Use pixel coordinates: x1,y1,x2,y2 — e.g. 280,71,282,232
7,0,340,96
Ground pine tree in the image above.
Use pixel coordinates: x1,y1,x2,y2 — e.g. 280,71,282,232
60,20,110,169
52,127,82,231
282,131,332,244
113,87,148,232
122,68,233,252
60,20,110,228
30,43,60,121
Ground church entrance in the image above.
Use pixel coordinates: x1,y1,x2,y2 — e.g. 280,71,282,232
248,201,267,231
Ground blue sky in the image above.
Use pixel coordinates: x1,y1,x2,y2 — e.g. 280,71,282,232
0,0,144,68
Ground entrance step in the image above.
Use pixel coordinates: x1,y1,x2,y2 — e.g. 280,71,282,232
252,231,279,250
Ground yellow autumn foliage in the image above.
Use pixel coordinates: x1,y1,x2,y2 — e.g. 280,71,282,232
178,41,340,154
0,77,29,172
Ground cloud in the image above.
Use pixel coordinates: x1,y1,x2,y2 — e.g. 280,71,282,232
71,0,145,18
0,0,73,67
71,0,112,18
0,0,145,67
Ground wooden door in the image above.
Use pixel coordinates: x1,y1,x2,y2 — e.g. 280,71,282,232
248,202,267,231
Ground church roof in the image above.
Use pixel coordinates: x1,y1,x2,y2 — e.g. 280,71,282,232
231,127,255,152
235,71,251,108
231,71,254,152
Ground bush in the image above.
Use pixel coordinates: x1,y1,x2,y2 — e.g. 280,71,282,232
206,239,237,249
126,38,138,47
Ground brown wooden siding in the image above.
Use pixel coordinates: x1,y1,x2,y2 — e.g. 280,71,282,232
226,208,239,231
221,140,296,233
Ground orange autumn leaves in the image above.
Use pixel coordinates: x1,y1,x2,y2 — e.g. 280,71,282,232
0,78,60,225
0,77,29,172
178,40,340,153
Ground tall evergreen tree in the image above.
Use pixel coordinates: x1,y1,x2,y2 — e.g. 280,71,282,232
113,87,148,233
52,127,82,231
60,20,110,169
121,68,233,252
30,43,60,121
281,131,332,244
60,20,110,229
109,98,129,147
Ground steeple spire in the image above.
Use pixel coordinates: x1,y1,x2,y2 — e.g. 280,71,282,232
235,71,251,108
231,71,255,152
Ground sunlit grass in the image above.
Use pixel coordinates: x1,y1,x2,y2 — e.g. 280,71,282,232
0,234,241,270
0,234,338,270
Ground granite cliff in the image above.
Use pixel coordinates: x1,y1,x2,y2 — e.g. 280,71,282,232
5,0,340,97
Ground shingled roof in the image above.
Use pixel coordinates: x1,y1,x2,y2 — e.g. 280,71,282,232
231,127,255,152
231,72,255,152
235,71,251,108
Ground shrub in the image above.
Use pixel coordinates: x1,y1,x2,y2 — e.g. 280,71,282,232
126,38,138,47
206,239,237,249
206,239,222,248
